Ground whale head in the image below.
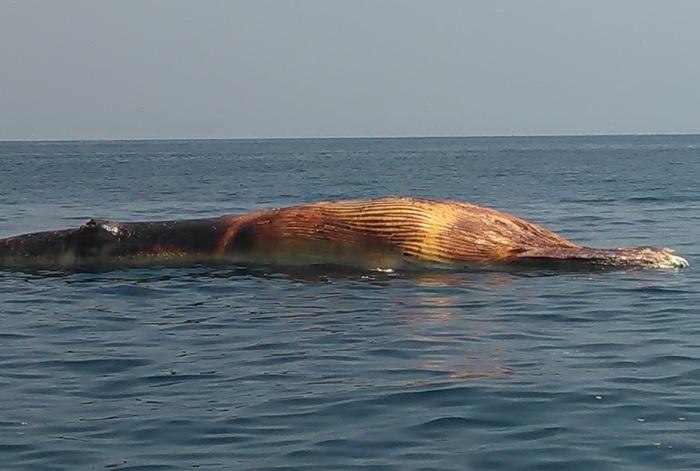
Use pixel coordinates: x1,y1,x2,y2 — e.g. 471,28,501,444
0,219,125,268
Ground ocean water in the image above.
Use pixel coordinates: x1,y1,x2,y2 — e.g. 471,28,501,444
0,136,699,470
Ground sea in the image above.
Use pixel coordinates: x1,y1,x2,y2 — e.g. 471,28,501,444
0,135,699,470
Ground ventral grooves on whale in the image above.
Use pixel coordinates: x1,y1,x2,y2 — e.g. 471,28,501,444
0,196,689,271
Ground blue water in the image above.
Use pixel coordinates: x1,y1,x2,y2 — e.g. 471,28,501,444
1,136,699,470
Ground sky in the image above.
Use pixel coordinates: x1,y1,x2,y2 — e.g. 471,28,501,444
1,0,700,140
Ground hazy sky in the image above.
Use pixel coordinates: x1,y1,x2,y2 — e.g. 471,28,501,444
2,0,700,140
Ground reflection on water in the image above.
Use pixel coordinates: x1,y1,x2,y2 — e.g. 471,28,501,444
413,360,515,384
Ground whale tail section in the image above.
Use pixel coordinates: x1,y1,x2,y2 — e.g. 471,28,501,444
512,245,689,269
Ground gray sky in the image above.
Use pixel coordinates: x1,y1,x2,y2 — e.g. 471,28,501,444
1,0,699,140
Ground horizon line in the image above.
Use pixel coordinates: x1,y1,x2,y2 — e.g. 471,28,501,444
1,131,700,143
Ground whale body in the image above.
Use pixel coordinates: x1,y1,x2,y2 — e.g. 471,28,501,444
0,196,689,271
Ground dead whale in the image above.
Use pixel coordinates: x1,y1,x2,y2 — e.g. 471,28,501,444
0,196,689,271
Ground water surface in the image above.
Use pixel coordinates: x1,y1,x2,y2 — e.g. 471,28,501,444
1,136,699,470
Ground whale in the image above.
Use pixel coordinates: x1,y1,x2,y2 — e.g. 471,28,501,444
0,196,689,271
